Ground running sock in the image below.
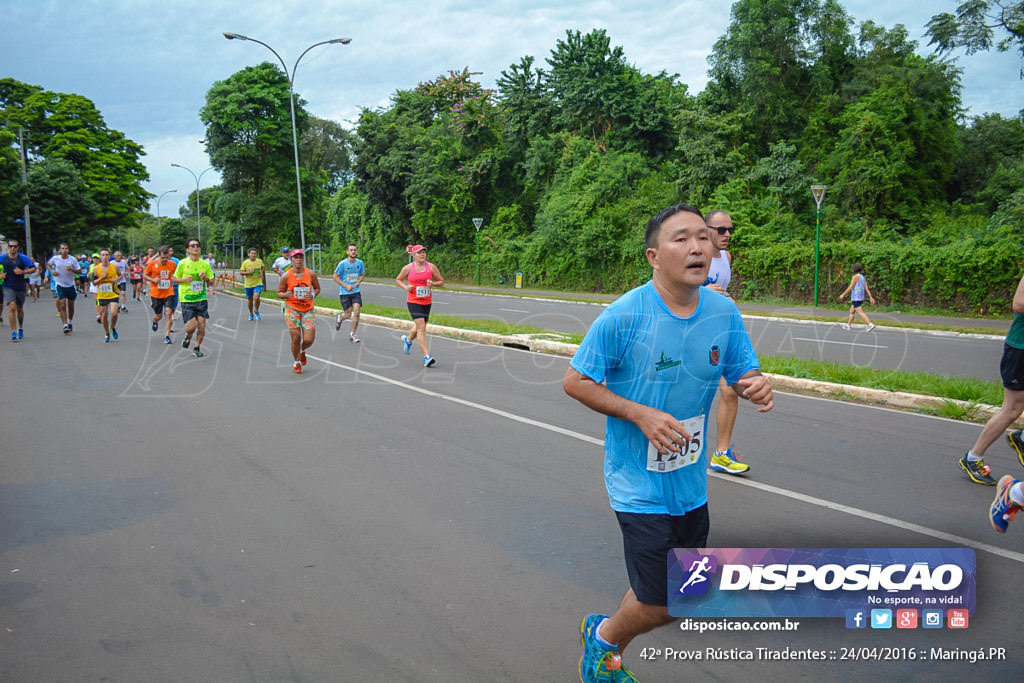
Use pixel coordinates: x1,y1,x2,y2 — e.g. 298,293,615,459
594,618,617,649
966,451,982,462
1011,483,1024,507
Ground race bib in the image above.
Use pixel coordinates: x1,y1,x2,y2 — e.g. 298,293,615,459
347,273,359,283
415,285,431,298
98,283,113,294
293,286,311,299
190,280,204,293
646,414,704,473
158,279,170,289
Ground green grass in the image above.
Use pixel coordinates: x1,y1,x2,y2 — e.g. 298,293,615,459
759,355,1003,405
230,287,1001,406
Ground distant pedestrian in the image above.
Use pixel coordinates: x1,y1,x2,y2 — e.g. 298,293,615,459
838,263,876,331
396,244,444,367
961,272,1024,487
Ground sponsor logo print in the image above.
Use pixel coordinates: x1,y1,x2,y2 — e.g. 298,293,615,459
655,352,681,372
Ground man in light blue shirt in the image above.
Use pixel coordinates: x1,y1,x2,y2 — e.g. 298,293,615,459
332,243,365,342
564,203,773,682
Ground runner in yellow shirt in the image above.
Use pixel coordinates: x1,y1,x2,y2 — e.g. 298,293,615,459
92,249,121,342
239,248,265,321
173,238,215,358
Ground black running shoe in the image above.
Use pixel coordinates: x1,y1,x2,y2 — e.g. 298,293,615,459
959,453,996,485
1008,430,1024,469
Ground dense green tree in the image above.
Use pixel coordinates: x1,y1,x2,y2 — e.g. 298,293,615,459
201,63,308,252
25,158,99,251
0,78,150,231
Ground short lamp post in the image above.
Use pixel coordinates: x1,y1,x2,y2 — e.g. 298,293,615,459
811,185,827,308
472,217,483,285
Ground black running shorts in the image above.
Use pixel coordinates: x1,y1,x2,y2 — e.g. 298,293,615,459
615,504,709,606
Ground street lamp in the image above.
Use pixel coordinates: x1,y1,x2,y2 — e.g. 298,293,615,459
810,185,827,308
171,164,214,240
155,189,178,223
224,31,351,251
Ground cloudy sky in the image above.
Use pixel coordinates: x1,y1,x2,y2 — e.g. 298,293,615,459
4,0,1022,218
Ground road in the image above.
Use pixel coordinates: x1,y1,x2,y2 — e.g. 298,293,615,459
1,291,1020,681
358,280,1003,381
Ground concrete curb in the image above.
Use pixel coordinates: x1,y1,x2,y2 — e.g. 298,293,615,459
216,288,1006,424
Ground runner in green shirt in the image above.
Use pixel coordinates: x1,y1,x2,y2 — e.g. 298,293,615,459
173,238,215,358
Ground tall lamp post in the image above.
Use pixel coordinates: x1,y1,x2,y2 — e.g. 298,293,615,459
155,189,178,224
171,164,214,240
224,32,351,252
810,185,827,308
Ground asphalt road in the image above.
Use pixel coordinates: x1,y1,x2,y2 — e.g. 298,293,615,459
354,281,1004,381
1,291,1021,682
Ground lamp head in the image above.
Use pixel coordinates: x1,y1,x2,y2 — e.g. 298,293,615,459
331,38,352,45
223,32,248,41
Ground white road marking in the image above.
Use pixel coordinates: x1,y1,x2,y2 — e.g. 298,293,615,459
792,337,887,349
308,351,1023,564
500,308,530,313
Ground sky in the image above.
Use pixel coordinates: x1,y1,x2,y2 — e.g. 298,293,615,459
4,0,1023,219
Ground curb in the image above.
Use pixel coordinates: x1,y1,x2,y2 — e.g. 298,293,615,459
216,289,1008,425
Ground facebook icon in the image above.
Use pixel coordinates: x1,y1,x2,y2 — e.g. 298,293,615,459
845,609,867,629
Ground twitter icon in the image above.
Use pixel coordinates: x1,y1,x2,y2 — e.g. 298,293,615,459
870,609,892,629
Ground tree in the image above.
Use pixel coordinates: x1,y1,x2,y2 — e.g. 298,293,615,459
201,63,307,252
0,78,151,231
26,158,99,252
927,1,1024,75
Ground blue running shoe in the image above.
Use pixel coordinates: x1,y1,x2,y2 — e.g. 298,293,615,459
16,328,23,340
990,475,1022,533
104,335,110,343
423,355,435,368
111,328,118,341
10,331,17,342
163,336,172,344
579,614,637,682
254,311,261,320
402,334,412,355
248,313,255,321
152,319,159,332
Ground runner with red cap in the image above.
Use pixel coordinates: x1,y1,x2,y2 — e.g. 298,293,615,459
395,244,444,367
277,248,321,374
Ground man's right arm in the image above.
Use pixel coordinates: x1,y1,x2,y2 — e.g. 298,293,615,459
1013,273,1024,314
563,367,691,457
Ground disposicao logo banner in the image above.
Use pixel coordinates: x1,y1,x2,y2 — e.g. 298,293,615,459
667,548,975,618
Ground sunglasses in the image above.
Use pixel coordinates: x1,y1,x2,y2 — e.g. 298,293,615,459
188,243,200,248
709,226,734,236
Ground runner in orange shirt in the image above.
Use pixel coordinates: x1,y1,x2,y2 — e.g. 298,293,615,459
277,249,320,374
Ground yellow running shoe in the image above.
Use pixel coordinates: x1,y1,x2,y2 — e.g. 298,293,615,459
710,448,750,475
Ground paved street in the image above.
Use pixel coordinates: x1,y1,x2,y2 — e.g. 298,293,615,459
1,292,1021,681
